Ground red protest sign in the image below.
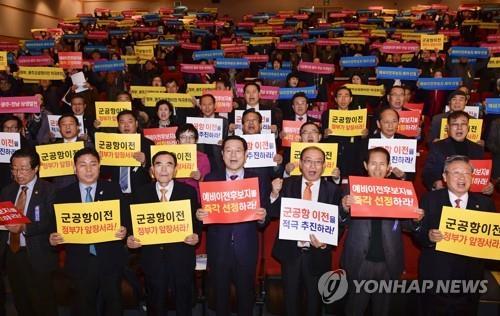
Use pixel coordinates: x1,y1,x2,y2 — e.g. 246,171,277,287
297,61,335,74
58,52,83,69
143,127,178,145
282,120,302,147
349,176,419,218
315,38,341,47
223,44,247,54
180,63,215,74
235,84,279,100
0,201,31,225
17,55,54,67
397,110,421,138
0,96,40,114
380,42,420,54
181,42,202,50
403,102,424,113
243,54,269,63
87,31,109,40
200,177,261,224
203,90,233,113
469,160,492,193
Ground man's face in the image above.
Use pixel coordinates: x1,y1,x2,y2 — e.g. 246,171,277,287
71,98,86,115
364,151,390,179
151,77,162,86
392,53,402,63
387,87,405,110
448,116,469,142
377,110,399,138
59,117,79,139
244,85,260,106
404,89,412,103
2,119,20,133
200,96,216,117
292,96,308,116
118,114,138,134
166,82,179,93
74,154,100,185
300,125,321,143
11,157,38,185
449,95,467,112
151,154,176,185
443,160,472,196
178,131,197,144
288,77,299,87
0,79,11,92
222,139,247,172
116,93,131,102
299,148,325,181
335,89,352,110
242,112,261,135
157,104,171,121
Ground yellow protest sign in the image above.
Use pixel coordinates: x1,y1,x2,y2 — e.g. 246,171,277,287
381,16,394,23
95,132,141,166
344,84,385,97
488,57,500,68
95,101,132,128
382,9,398,15
360,24,378,30
121,55,145,64
401,33,422,42
0,51,7,71
289,142,338,176
203,7,218,13
18,66,65,80
344,30,362,37
136,39,158,46
130,199,193,245
36,142,84,177
439,118,483,143
151,144,197,178
55,200,121,244
462,20,481,26
130,85,166,99
479,22,499,30
134,45,154,60
328,109,367,137
117,19,135,28
420,34,444,51
97,20,114,27
436,206,500,260
63,18,80,23
267,18,285,25
187,83,216,97
370,30,387,38
249,37,274,45
253,26,273,33
339,37,367,45
158,93,194,108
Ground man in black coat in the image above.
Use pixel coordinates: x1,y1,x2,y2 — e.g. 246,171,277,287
127,151,201,316
49,147,128,316
269,146,343,316
417,155,496,315
0,148,58,316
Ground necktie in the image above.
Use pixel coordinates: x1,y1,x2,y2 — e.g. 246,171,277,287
10,186,28,253
160,188,168,202
298,116,303,121
454,198,461,208
119,167,129,192
229,175,238,180
86,187,97,256
303,181,313,201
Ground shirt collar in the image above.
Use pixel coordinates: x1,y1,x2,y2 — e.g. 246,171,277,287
21,176,37,191
156,180,174,192
448,190,468,207
64,136,78,143
79,182,97,193
302,177,321,186
226,168,245,180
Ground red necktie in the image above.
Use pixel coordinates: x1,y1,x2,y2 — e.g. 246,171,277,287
10,186,28,253
454,198,462,208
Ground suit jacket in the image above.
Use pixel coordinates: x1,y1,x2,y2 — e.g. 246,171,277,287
229,103,283,129
340,206,419,279
269,176,342,273
0,179,58,272
422,138,484,190
417,189,496,282
204,169,270,270
131,181,201,274
53,180,128,277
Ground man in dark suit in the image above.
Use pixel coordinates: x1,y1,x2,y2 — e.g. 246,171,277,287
427,90,467,146
196,135,269,316
417,155,496,315
422,111,494,195
269,146,343,316
282,92,321,124
101,110,153,199
0,148,58,316
341,147,423,316
49,147,128,316
127,150,201,316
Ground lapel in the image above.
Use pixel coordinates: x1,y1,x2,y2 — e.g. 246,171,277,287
292,177,302,199
440,189,453,207
318,178,329,203
27,180,41,213
465,194,481,211
94,181,106,202
149,182,160,202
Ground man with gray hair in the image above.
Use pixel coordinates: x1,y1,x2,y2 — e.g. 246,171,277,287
417,155,496,315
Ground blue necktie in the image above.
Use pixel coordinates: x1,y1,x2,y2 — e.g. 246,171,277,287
119,167,129,192
85,187,97,256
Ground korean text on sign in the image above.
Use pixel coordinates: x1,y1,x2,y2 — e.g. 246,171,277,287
437,206,500,260
328,109,367,137
36,141,84,177
0,201,31,225
130,199,193,245
0,132,20,163
289,142,338,176
241,134,277,168
95,132,141,167
200,177,261,224
367,138,418,172
349,176,419,218
54,200,121,244
279,198,339,246
151,144,197,178
95,101,132,128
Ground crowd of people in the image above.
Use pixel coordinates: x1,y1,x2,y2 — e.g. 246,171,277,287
0,3,499,316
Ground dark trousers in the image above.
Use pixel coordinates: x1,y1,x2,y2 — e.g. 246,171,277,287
345,260,391,316
70,255,122,316
6,248,58,316
421,291,480,316
144,249,194,316
281,250,322,316
211,244,255,316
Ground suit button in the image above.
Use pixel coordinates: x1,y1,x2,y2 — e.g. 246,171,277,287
160,246,164,250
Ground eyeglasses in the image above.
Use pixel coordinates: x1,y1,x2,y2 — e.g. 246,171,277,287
301,131,320,136
11,167,32,174
301,160,324,167
179,135,196,141
446,171,472,178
